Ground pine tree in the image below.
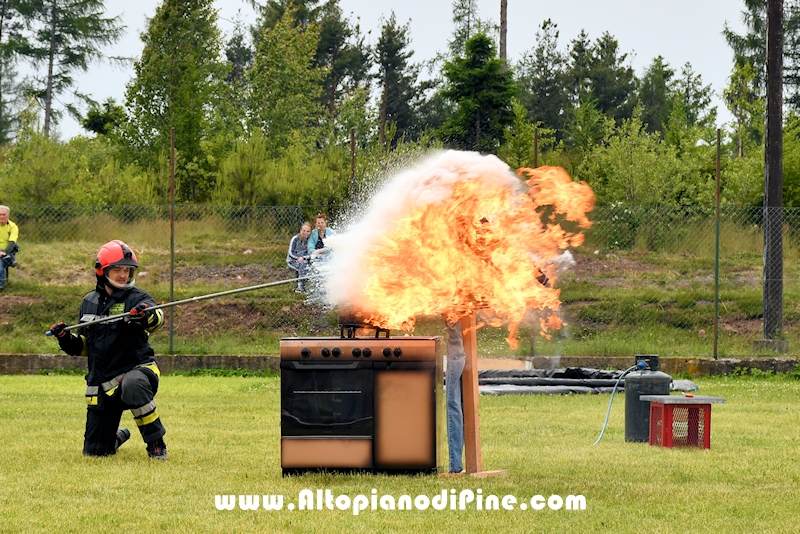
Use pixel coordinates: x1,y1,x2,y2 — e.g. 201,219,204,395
514,19,568,134
723,0,800,109
375,12,420,147
565,31,636,123
639,56,675,134
16,0,122,137
440,32,516,152
123,0,228,201
0,0,24,143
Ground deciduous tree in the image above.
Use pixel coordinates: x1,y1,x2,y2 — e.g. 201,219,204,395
248,4,324,154
123,0,227,201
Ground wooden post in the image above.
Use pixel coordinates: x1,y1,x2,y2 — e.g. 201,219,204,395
459,314,482,472
458,313,508,477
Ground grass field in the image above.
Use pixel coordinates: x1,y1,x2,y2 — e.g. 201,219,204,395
1,373,798,533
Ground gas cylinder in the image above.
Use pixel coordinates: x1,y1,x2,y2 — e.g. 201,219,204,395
624,355,672,442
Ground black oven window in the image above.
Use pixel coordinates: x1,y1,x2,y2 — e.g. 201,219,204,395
281,367,374,436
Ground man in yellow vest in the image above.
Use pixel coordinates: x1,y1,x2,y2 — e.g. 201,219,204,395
0,205,19,291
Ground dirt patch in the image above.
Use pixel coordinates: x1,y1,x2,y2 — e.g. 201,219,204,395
135,263,290,286
0,296,43,321
571,253,660,277
167,298,333,338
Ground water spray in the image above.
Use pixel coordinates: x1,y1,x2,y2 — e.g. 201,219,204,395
593,359,647,445
45,276,312,335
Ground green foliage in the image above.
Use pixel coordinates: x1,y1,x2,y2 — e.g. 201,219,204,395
563,97,614,163
440,32,516,152
577,108,709,206
565,31,636,123
248,4,325,155
723,61,765,157
213,132,349,207
0,101,157,204
781,113,800,207
123,0,229,202
81,97,125,135
498,98,558,170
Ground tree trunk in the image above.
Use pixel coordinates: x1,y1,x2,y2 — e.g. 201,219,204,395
379,72,388,147
0,0,8,133
43,0,58,137
499,0,507,72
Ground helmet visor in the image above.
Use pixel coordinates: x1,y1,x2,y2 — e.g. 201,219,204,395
105,265,136,289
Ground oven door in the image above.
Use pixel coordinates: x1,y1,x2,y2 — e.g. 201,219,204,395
280,360,374,437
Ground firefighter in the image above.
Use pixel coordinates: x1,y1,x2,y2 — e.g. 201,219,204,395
50,240,168,460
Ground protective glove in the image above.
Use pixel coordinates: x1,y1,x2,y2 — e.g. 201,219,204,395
49,322,69,338
129,302,152,320
50,322,82,354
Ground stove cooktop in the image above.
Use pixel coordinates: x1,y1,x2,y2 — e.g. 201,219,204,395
279,336,441,361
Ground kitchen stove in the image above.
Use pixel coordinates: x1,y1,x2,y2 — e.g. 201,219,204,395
280,333,445,475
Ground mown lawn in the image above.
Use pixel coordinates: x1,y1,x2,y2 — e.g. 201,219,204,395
0,374,798,533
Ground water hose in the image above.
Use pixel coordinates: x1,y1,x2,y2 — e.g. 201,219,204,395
45,275,313,335
593,359,647,445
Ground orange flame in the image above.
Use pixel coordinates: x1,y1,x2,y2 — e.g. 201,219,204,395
327,151,595,347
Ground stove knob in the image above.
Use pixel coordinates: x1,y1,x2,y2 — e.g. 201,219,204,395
352,348,362,357
332,348,341,358
321,348,331,358
362,348,372,358
393,347,402,358
301,348,311,359
382,348,391,358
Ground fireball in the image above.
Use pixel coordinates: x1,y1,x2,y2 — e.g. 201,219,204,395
326,150,595,347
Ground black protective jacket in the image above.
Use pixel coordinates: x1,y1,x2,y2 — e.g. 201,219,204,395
62,281,160,386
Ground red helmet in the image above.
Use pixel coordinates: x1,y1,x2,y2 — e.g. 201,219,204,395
95,240,138,289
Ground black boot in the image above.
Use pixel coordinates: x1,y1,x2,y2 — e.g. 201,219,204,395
115,428,131,452
146,438,167,460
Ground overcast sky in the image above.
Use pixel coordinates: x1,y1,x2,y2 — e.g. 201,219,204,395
51,0,747,139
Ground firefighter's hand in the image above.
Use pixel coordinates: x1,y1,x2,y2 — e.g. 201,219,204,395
49,322,69,338
130,302,153,320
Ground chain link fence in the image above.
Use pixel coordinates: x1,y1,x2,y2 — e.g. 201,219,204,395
6,204,800,357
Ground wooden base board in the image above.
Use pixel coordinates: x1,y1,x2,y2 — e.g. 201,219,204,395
439,469,509,478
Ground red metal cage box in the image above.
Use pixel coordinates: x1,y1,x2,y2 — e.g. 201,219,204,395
640,395,726,449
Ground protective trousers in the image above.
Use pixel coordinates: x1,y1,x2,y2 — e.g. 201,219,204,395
83,368,166,456
445,321,466,473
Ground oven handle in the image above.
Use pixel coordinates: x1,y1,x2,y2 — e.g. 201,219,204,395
281,361,372,370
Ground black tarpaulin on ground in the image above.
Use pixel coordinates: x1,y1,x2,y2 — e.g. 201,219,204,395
475,368,697,395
